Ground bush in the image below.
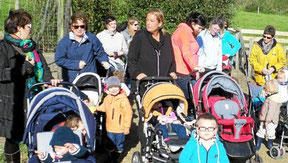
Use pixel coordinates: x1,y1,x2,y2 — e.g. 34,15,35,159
72,0,237,34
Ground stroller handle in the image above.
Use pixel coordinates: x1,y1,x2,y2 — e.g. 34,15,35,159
135,76,175,94
26,81,81,99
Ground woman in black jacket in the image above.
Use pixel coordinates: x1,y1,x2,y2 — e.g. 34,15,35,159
0,9,60,162
128,9,177,96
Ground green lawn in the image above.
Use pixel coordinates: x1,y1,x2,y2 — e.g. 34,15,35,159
232,11,288,31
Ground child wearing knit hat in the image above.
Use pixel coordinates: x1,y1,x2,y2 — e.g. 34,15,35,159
35,126,88,162
95,76,133,161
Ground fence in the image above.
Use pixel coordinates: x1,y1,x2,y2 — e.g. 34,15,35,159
237,28,288,78
0,0,71,53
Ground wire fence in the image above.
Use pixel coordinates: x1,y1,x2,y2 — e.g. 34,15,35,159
0,0,70,53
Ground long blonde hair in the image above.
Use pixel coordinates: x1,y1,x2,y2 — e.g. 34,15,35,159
147,9,168,36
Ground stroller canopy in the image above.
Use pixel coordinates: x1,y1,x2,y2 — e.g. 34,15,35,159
23,87,96,151
142,83,188,118
202,73,247,113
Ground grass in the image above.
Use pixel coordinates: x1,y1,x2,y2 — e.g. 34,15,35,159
232,11,288,31
0,141,28,162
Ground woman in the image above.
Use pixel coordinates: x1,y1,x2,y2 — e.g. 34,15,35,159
220,19,241,73
0,9,60,162
171,12,206,100
121,17,140,47
128,9,177,95
249,25,286,86
55,12,109,82
97,16,128,72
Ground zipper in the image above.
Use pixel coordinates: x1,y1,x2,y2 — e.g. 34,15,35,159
155,50,161,76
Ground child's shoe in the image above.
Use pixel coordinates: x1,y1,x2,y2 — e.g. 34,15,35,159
256,137,263,151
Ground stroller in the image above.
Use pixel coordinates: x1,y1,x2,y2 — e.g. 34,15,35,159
132,77,189,163
22,82,96,162
270,104,288,158
192,71,262,162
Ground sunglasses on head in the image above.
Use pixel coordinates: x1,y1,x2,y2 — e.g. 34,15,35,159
198,126,216,132
263,35,272,39
73,25,85,29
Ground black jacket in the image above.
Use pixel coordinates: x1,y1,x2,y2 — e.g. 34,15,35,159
128,29,175,93
0,39,53,140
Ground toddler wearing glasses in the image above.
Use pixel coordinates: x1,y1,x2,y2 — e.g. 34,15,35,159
179,113,229,163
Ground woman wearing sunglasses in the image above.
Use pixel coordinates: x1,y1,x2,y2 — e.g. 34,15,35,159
249,25,286,86
55,12,110,82
0,9,61,162
179,113,229,163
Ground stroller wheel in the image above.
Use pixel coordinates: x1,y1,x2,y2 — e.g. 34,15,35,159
279,146,286,158
270,146,281,159
132,151,143,163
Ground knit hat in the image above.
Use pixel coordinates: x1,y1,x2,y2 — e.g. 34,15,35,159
50,126,80,146
106,76,121,88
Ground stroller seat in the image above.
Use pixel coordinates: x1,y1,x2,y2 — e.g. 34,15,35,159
209,96,254,142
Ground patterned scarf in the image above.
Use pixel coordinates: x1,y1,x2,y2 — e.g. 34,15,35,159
4,32,43,89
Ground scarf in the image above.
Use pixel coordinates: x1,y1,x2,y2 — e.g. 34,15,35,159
4,32,43,89
262,39,274,54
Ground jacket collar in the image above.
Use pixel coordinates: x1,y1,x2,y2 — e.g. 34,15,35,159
144,28,165,51
69,32,89,45
257,38,277,54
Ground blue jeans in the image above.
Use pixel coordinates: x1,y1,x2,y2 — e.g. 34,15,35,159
176,76,196,99
107,132,125,151
157,124,188,139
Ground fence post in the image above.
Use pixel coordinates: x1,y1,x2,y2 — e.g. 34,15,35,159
15,0,20,9
248,39,254,79
57,0,65,42
235,31,240,71
64,0,72,36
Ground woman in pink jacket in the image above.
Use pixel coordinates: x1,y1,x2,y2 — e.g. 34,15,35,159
171,12,206,111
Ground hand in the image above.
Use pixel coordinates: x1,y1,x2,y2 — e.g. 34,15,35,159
170,72,177,79
64,143,76,151
109,52,115,57
265,120,271,127
157,115,163,121
136,73,147,80
79,60,86,69
44,79,63,88
26,56,35,66
260,89,267,97
34,150,44,159
194,66,205,73
124,129,130,135
262,68,269,75
101,62,110,69
268,67,275,74
117,50,124,56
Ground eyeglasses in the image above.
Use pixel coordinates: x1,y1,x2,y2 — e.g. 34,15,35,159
73,25,85,29
197,126,217,132
263,35,272,39
26,24,32,29
134,24,139,26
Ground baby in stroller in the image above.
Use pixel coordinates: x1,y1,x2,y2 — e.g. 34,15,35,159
148,100,188,142
35,126,89,162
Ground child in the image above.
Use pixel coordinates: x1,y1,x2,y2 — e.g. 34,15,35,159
35,126,88,162
95,76,132,153
179,113,229,163
112,70,130,96
148,100,188,142
256,79,282,150
276,69,288,104
65,114,87,145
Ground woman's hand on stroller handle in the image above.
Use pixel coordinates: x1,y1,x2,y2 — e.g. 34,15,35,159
44,79,63,88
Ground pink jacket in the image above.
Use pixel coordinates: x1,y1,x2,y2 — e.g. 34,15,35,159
172,23,199,76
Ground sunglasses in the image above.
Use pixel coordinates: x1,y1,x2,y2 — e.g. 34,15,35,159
73,25,85,29
263,35,272,39
198,126,217,132
134,24,139,26
26,24,32,29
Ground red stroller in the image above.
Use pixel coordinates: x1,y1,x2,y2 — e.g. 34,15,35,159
192,71,262,162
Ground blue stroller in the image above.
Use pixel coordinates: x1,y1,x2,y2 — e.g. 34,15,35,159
22,82,96,162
